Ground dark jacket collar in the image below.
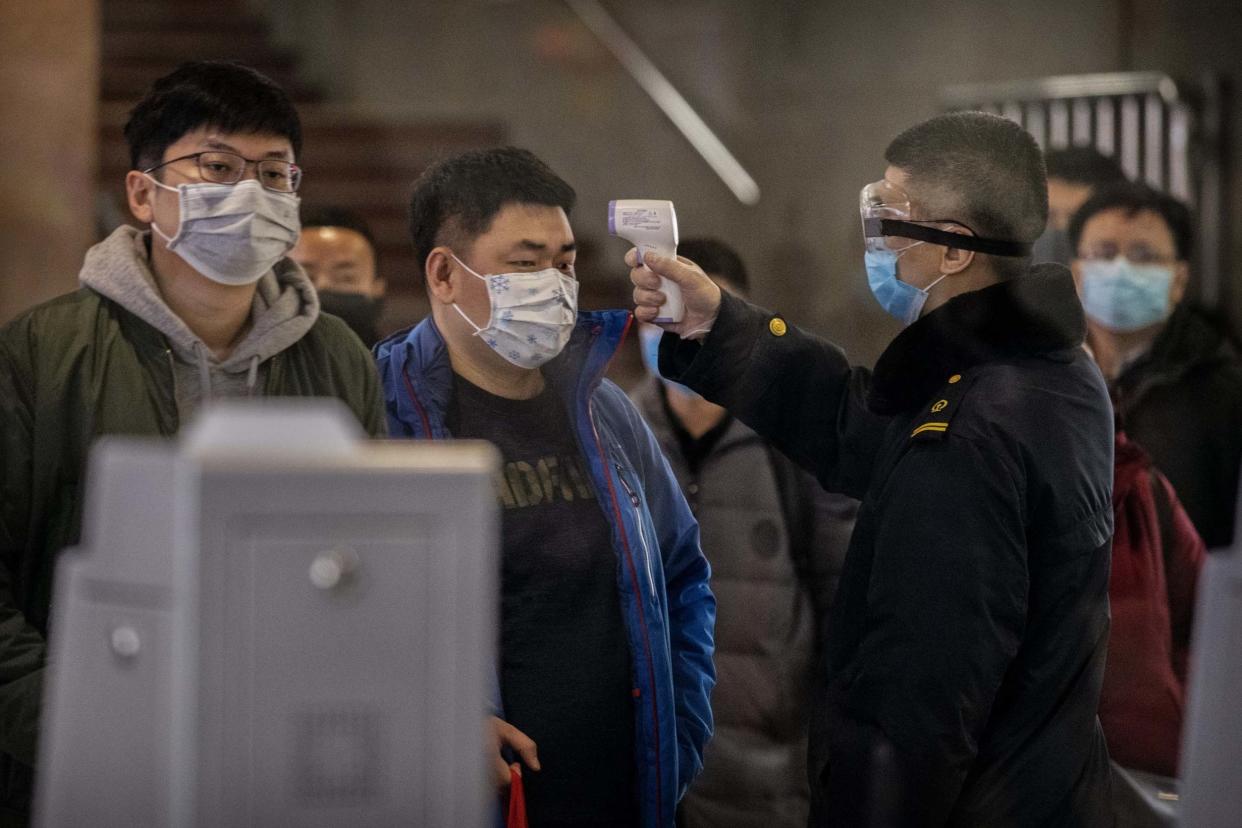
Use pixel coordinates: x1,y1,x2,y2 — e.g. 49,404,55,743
1117,304,1239,393
868,264,1086,415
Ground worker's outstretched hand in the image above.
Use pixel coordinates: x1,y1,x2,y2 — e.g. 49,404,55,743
627,249,721,340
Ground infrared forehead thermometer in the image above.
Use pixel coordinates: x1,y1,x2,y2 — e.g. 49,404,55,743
609,199,682,323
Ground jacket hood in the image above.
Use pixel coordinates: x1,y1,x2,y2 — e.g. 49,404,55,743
79,225,319,375
868,264,1086,415
375,309,633,435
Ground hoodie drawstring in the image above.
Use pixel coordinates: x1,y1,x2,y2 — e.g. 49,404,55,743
246,355,260,396
193,341,213,403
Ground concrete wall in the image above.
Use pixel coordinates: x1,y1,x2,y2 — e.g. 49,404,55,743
0,0,99,323
253,0,1242,361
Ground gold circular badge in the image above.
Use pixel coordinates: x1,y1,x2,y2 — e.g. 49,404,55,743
769,318,788,337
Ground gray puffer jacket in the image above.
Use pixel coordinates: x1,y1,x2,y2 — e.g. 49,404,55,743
633,380,855,828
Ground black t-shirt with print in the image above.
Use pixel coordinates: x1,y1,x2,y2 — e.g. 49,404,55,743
447,374,637,827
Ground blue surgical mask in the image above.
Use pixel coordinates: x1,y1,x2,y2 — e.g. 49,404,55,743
1079,257,1174,332
638,324,699,399
865,246,948,326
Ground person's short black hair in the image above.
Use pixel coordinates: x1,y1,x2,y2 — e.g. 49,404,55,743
884,112,1047,279
301,206,377,249
1067,182,1194,261
408,147,575,281
124,61,302,171
1044,146,1127,187
678,237,749,295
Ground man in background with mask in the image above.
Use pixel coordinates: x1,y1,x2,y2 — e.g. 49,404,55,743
0,61,385,818
1032,145,1128,265
375,147,714,828
629,112,1114,827
292,206,387,347
631,237,855,828
1070,182,1242,548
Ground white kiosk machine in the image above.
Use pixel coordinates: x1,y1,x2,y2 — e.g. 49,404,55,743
35,402,498,828
1180,546,1242,826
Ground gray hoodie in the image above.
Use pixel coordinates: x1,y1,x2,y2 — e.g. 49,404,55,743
80,225,319,422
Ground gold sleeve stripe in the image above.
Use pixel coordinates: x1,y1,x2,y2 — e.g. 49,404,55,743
911,422,949,437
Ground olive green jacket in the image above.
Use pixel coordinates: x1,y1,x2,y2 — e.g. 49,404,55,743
0,286,385,817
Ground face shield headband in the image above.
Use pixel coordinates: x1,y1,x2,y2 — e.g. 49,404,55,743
860,179,1032,258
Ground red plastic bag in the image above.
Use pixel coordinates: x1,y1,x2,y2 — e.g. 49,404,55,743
507,764,528,828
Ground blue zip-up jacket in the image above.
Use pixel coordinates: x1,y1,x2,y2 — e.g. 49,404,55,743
375,310,716,827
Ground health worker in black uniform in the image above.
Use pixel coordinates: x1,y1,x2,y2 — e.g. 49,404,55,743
627,112,1115,828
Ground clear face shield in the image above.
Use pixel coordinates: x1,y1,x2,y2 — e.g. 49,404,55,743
859,178,1034,258
860,178,923,255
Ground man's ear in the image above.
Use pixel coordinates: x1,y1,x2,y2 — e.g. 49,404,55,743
125,170,156,224
1170,260,1191,305
940,242,975,276
934,223,974,276
424,248,458,304
371,276,387,299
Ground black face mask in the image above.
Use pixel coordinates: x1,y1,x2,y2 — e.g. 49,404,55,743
318,290,384,348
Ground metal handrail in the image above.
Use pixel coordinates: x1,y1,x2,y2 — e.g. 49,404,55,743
941,72,1184,107
565,0,761,206
941,71,1228,313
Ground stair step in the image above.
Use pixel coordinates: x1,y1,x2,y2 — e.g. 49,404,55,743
300,128,504,164
104,0,263,32
350,213,409,242
295,177,418,207
102,61,321,102
100,100,503,137
99,120,504,173
103,31,294,65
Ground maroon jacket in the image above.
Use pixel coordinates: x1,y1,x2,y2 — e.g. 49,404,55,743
1100,430,1206,776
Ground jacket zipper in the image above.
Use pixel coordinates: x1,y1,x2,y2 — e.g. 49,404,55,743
615,461,658,599
587,400,665,823
400,365,436,438
163,348,180,433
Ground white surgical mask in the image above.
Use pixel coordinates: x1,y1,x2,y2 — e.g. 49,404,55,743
148,177,301,285
450,254,578,369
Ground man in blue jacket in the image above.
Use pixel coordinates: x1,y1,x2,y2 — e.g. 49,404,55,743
375,147,715,828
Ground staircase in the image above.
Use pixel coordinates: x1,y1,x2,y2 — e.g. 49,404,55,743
98,0,506,327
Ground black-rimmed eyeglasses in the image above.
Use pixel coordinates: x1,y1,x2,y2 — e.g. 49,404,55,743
143,151,302,193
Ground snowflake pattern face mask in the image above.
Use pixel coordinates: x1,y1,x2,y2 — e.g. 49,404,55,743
450,254,579,369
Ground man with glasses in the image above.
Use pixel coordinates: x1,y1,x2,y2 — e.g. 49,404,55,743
1070,182,1242,548
628,112,1114,827
0,61,384,818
